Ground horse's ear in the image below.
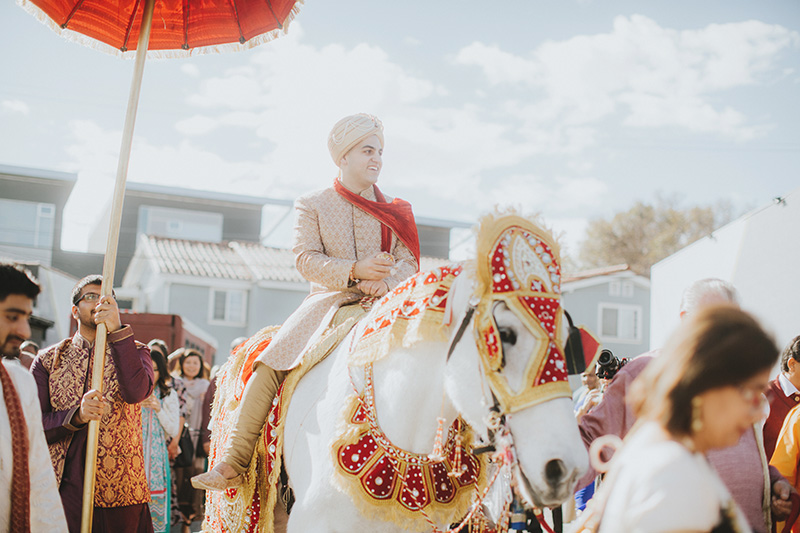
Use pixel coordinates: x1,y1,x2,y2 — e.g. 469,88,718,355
563,311,601,375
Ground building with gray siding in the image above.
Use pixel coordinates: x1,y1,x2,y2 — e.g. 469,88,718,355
562,264,651,362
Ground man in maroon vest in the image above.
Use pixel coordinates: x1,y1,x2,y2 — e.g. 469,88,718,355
764,336,800,459
32,275,154,532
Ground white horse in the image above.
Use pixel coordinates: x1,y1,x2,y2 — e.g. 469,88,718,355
283,264,589,532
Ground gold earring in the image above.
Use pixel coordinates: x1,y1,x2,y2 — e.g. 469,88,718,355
691,397,703,433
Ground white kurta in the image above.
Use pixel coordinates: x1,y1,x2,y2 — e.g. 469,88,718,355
0,359,68,532
599,421,751,533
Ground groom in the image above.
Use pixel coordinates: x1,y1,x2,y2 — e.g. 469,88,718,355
193,113,420,490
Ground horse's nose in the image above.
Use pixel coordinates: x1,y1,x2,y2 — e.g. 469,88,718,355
544,458,567,488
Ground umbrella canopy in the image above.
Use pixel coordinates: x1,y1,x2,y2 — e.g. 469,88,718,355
19,0,302,56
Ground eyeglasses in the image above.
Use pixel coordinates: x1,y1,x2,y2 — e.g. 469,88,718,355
739,382,769,417
74,292,101,305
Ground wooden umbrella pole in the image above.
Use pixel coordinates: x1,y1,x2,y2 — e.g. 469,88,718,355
79,0,155,529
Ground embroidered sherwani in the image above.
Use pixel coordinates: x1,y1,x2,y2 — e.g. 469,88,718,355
0,360,68,532
256,185,418,370
31,326,155,533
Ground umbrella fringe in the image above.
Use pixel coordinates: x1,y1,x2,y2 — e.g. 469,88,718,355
17,0,126,56
16,0,304,59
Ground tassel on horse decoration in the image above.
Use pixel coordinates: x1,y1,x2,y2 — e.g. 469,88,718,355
448,419,463,478
428,416,446,461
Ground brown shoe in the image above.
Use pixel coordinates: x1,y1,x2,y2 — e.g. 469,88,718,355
191,469,243,491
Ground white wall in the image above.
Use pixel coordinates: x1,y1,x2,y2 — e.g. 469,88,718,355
651,188,800,353
650,218,745,349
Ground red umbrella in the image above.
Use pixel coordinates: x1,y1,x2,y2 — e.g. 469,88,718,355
17,1,303,530
20,0,302,55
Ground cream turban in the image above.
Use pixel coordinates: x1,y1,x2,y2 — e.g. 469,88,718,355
327,113,384,165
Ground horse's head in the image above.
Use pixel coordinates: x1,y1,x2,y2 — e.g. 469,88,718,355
443,210,588,509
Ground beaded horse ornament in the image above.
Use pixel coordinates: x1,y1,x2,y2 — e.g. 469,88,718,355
471,211,572,414
204,211,575,532
330,212,573,530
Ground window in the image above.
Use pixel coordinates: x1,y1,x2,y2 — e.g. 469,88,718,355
598,303,642,343
116,297,135,311
608,281,620,297
138,205,223,242
621,281,634,298
0,198,55,249
210,289,247,325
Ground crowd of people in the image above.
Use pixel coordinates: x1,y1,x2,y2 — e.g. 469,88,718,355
568,279,800,533
0,263,228,532
1,113,798,533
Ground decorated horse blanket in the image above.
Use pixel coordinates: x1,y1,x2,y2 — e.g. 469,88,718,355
203,265,493,532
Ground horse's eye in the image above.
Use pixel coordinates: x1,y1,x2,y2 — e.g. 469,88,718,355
498,327,517,346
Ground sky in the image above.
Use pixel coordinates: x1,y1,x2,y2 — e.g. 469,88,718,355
1,0,799,263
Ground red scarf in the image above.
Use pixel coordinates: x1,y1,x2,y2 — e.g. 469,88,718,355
0,362,30,531
333,179,421,268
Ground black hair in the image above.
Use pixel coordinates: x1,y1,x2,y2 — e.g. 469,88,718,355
780,335,800,373
147,338,170,359
180,349,208,380
150,347,171,397
71,275,103,305
634,305,778,437
0,263,40,302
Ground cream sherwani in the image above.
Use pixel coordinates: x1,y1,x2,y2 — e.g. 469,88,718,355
256,184,418,370
0,359,68,532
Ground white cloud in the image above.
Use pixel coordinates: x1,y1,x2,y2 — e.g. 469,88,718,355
181,64,200,77
187,74,266,110
173,27,478,200
454,15,800,140
175,115,219,135
63,16,791,253
60,120,269,251
618,93,766,141
455,42,539,86
486,174,608,215
2,100,29,115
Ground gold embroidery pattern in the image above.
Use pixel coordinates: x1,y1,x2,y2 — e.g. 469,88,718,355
256,186,417,371
204,314,360,532
40,337,150,507
331,364,487,530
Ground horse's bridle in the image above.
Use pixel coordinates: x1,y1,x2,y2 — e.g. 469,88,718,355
444,300,552,520
445,303,476,363
444,301,504,454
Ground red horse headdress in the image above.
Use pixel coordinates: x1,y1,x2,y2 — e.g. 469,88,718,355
472,210,573,414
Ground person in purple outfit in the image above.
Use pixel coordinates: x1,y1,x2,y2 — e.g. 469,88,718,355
31,275,155,533
577,278,793,533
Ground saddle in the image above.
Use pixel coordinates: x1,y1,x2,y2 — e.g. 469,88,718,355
202,303,365,533
203,265,490,532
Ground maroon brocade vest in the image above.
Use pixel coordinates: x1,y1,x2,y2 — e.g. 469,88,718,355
764,377,800,460
39,337,150,507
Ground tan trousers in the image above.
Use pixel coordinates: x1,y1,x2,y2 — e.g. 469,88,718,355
224,363,288,473
224,301,366,474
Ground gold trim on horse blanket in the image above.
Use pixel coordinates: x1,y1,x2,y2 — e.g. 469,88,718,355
331,363,488,529
203,305,364,533
327,264,496,529
346,264,463,366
